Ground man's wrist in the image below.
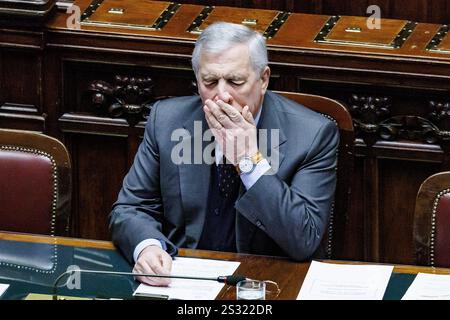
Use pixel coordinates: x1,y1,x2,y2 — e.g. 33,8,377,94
133,239,165,262
236,151,264,175
240,158,271,189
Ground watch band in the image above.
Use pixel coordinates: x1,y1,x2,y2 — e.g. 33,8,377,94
251,151,264,165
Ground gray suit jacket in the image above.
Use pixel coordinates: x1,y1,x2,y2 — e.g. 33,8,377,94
109,91,339,263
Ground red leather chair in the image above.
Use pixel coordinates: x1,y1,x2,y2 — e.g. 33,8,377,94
274,91,355,259
0,129,71,236
414,171,450,267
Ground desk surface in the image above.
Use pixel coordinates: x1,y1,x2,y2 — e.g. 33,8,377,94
1,232,449,300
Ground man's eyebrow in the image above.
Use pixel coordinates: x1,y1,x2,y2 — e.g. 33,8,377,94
200,73,246,81
227,73,247,80
200,73,219,79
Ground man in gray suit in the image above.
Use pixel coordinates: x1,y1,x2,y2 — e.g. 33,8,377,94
109,22,339,286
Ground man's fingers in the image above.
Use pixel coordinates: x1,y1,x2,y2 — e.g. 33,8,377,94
204,106,223,131
134,246,172,286
133,262,159,286
216,100,244,124
205,99,234,128
142,259,172,286
161,252,173,272
242,105,255,125
138,274,169,287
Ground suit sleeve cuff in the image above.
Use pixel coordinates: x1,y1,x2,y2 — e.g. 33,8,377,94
133,238,166,262
240,158,271,190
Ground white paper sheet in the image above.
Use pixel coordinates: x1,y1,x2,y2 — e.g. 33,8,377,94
133,257,240,300
402,273,450,300
297,261,394,300
0,284,9,298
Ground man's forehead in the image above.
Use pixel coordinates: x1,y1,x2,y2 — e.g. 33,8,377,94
200,70,248,79
199,44,250,63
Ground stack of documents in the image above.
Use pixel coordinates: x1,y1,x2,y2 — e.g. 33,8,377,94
298,261,450,300
402,273,450,300
297,261,393,300
0,284,9,298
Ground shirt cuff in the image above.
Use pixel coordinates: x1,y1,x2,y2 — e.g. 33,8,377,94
133,238,166,262
240,158,271,190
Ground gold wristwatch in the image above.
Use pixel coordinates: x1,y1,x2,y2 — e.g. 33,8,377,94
236,151,264,175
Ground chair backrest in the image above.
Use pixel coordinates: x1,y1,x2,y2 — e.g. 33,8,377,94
274,91,355,259
0,129,71,236
414,171,450,267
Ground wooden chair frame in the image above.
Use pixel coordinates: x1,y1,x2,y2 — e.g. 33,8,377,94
274,91,355,259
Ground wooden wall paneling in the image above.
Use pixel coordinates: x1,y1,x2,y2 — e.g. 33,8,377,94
345,157,365,261
42,49,63,139
71,133,129,239
320,0,350,16
0,49,45,131
288,63,450,263
428,0,450,24
53,50,199,238
378,160,441,264
363,154,380,262
389,0,428,22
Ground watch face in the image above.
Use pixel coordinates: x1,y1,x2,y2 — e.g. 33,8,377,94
239,158,254,174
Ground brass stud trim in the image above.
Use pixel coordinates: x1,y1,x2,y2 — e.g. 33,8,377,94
429,188,450,267
426,25,450,53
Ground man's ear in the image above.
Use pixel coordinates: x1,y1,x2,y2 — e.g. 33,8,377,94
260,66,271,94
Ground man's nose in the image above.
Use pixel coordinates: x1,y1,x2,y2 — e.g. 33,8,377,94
215,81,232,103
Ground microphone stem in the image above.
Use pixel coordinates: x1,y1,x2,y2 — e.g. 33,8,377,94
52,270,219,300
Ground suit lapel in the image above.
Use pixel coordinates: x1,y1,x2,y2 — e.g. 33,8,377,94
236,91,287,251
178,105,212,246
257,91,287,171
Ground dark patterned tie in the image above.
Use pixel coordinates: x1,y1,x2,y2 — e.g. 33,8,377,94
217,156,240,198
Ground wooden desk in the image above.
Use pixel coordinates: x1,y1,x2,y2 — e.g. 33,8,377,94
1,231,450,300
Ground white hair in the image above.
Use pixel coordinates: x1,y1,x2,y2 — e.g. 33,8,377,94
191,22,268,76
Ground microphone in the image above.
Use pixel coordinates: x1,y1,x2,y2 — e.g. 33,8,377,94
52,269,247,300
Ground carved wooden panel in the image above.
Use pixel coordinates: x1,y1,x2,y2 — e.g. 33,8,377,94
58,59,199,239
290,69,449,264
63,61,196,117
70,134,129,239
0,49,45,131
0,51,41,111
86,76,155,126
379,160,440,264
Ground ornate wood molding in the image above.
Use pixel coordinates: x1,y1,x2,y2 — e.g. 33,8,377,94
428,100,450,159
86,76,200,126
349,94,391,146
86,75,155,126
378,116,441,144
429,100,450,131
349,96,450,151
